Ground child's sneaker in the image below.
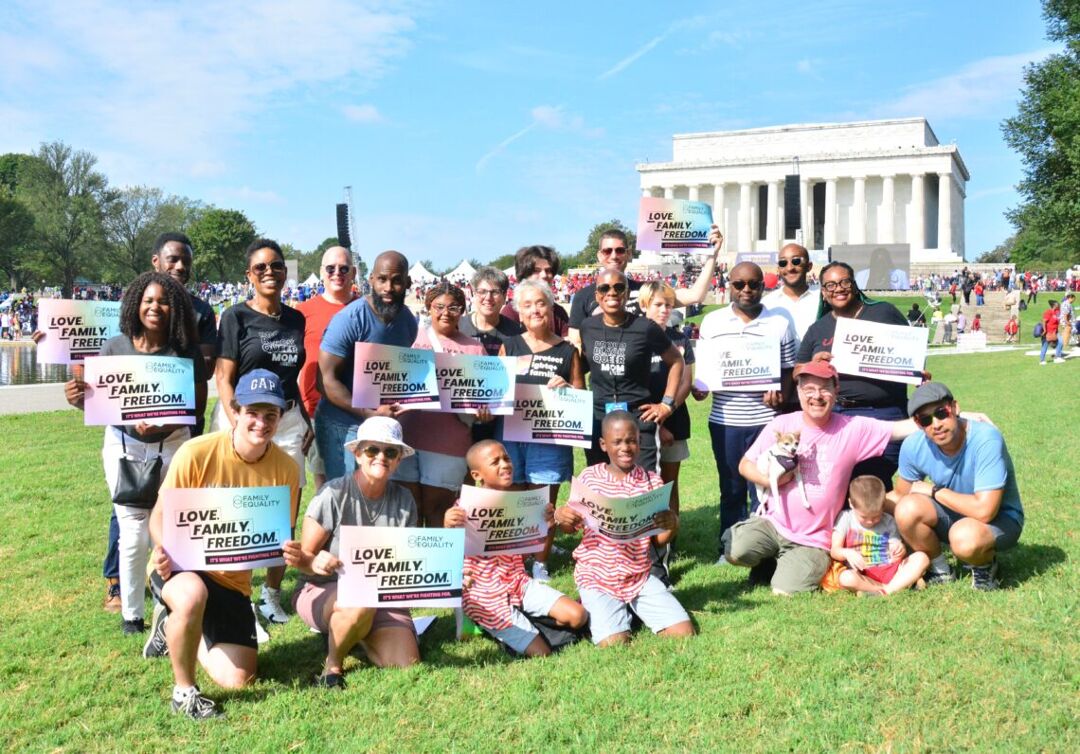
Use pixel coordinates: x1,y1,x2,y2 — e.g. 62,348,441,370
258,585,288,624
966,558,1000,591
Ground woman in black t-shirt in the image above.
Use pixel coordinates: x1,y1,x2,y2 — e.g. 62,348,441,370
498,279,584,582
214,239,310,624
579,269,684,473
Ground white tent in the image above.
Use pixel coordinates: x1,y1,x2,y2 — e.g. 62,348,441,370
503,265,516,278
409,261,438,282
302,273,320,287
447,260,476,280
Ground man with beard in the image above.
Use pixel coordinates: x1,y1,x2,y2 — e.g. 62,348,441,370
297,246,359,489
693,262,797,560
316,251,417,480
762,243,819,350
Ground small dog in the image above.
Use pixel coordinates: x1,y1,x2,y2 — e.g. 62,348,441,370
755,430,809,510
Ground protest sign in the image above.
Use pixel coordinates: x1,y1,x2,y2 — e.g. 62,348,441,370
831,317,928,385
459,485,549,556
693,336,781,391
352,343,440,410
502,384,593,448
636,197,714,252
162,486,291,571
36,299,121,364
435,352,516,414
83,355,196,426
337,526,464,608
567,478,672,541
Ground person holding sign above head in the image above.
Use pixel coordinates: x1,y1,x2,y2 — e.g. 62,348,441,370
213,238,311,626
317,250,417,481
145,370,300,719
796,261,912,490
396,282,489,527
579,268,684,474
498,278,585,582
554,411,694,647
693,262,796,559
444,440,587,657
284,417,421,688
64,271,208,634
567,226,723,350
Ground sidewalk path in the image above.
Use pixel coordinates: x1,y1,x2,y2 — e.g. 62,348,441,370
0,382,219,416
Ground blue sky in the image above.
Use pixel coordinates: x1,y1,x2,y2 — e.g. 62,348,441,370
0,1,1054,270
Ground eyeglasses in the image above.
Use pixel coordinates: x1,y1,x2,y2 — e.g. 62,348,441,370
431,303,464,315
914,405,952,428
777,257,805,268
359,445,401,460
730,279,762,291
325,265,352,275
822,279,854,292
596,283,628,295
798,383,835,396
599,246,628,256
475,288,503,299
251,261,286,274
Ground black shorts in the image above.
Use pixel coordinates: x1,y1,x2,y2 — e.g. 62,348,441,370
151,571,258,650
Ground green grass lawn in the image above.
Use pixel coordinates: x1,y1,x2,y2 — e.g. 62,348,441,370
1,350,1077,752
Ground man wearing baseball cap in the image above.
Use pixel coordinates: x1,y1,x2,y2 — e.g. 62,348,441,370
891,382,1023,590
145,369,300,719
727,361,928,595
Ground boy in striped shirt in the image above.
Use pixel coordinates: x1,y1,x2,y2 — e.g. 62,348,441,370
555,411,695,646
444,440,587,657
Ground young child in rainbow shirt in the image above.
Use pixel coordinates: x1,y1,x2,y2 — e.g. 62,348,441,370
554,410,695,646
828,475,930,596
444,440,587,657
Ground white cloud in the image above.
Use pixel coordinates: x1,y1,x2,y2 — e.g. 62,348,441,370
343,104,385,123
476,105,601,172
598,33,670,81
208,185,286,206
875,48,1057,121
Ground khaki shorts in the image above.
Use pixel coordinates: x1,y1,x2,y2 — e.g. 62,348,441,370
722,516,831,594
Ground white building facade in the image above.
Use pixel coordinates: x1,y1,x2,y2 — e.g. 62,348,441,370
636,118,968,265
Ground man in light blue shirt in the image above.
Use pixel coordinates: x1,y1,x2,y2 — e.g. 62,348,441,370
891,382,1023,591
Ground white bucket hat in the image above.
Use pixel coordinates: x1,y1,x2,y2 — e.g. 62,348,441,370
343,416,415,457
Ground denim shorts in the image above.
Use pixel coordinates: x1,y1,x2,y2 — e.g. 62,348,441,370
481,580,565,653
580,575,689,644
314,401,358,482
392,449,468,491
503,439,573,485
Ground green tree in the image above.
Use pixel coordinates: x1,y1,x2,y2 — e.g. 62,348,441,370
103,186,201,282
486,252,517,271
975,235,1017,264
1001,0,1080,267
0,190,35,288
16,142,113,297
185,208,257,282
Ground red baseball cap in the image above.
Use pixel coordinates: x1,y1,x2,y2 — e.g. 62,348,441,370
794,361,839,384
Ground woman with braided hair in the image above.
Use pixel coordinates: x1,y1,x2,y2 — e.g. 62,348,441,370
64,271,208,635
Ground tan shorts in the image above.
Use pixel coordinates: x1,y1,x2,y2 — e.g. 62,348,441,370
292,580,414,634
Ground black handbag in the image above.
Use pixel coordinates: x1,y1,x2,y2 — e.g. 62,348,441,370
112,434,165,509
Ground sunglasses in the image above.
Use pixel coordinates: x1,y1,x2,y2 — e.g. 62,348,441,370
777,257,805,268
325,264,352,275
431,303,464,315
597,283,628,295
599,246,628,256
914,405,953,427
359,445,401,460
730,279,762,291
822,279,854,292
251,261,286,274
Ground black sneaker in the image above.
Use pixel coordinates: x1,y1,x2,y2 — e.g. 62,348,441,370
171,688,223,720
923,566,955,586
143,601,169,658
121,618,145,635
314,672,346,690
966,558,1000,591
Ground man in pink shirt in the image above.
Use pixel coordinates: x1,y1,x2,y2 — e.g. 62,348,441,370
727,362,919,595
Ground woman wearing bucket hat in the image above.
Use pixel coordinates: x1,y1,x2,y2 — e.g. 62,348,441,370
284,416,421,687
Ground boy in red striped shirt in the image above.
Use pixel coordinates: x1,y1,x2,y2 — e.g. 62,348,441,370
555,411,695,647
444,440,587,657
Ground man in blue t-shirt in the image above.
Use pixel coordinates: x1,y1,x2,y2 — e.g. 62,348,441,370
891,382,1023,591
316,251,418,480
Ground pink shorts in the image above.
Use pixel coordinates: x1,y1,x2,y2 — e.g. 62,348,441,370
863,561,902,584
293,581,414,634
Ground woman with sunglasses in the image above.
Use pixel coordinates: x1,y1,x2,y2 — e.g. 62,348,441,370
396,282,488,527
285,416,420,686
214,238,311,623
796,261,911,489
579,268,684,474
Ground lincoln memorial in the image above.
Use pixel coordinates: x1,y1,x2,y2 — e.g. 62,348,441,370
636,118,967,265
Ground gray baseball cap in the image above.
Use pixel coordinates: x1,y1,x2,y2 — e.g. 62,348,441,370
907,382,954,417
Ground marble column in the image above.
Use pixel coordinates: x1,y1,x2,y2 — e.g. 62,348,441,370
938,172,953,255
909,173,925,251
880,175,895,243
641,187,653,198
688,184,700,201
766,180,779,247
663,186,675,199
714,183,727,236
850,176,866,244
823,178,837,250
739,182,753,253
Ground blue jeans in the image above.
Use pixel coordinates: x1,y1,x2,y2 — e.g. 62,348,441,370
833,404,905,490
102,509,119,579
314,400,359,482
708,422,765,551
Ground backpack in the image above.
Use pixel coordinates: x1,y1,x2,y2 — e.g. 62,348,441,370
1033,322,1044,338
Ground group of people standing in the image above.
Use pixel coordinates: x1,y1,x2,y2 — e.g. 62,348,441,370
53,228,1025,719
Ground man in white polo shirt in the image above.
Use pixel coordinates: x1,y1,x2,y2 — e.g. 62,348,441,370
761,242,819,350
693,262,797,561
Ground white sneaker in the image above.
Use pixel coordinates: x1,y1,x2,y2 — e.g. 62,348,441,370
258,586,288,624
1054,357,1066,363
251,604,271,644
531,560,551,583
1040,361,1047,365
715,556,731,567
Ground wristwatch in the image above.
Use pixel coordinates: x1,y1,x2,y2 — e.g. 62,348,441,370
661,396,676,409
931,484,943,503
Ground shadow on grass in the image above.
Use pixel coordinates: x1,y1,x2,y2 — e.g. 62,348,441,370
1003,542,1067,586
